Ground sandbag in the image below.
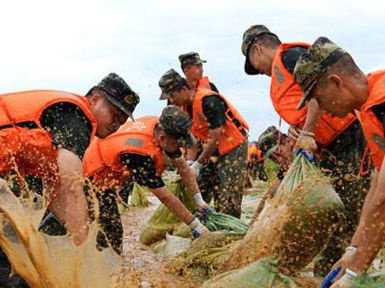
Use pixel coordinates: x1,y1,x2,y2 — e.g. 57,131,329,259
218,154,345,275
164,234,191,257
130,182,150,207
202,256,298,288
139,180,195,245
165,231,243,286
350,271,385,288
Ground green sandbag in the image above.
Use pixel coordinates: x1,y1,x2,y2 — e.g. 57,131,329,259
217,154,345,275
139,180,195,245
202,256,298,288
130,182,150,207
351,272,385,288
165,231,243,286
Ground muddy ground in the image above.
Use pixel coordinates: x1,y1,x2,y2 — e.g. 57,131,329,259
118,183,263,287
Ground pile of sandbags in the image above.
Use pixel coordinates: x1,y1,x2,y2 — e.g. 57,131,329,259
202,256,320,288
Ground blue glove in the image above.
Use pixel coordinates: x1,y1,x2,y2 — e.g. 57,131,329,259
319,266,342,288
297,148,314,162
201,208,213,223
189,218,209,238
191,229,201,238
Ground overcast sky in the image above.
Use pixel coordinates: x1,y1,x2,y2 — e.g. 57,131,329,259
0,0,384,140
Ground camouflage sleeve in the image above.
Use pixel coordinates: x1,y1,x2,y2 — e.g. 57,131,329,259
120,153,165,189
202,95,227,129
281,46,308,74
40,102,93,159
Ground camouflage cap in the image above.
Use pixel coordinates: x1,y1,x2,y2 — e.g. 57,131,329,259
258,126,280,158
159,105,194,148
91,73,140,120
294,37,347,110
158,69,185,100
179,52,207,68
241,25,277,75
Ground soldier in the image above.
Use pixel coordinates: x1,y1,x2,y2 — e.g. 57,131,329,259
83,105,210,253
178,52,219,92
241,25,370,275
159,69,249,218
251,126,296,222
0,73,139,287
293,36,385,288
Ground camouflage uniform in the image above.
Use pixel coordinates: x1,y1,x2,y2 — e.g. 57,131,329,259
242,28,370,275
293,37,371,276
197,142,248,218
39,73,140,255
159,69,248,218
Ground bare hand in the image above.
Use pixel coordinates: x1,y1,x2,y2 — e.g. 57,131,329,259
294,134,317,156
288,126,301,140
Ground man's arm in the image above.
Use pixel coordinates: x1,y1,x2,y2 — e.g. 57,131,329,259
293,98,321,154
196,127,221,164
251,178,281,224
348,163,385,273
49,148,89,245
172,155,210,211
194,95,226,164
301,98,322,133
149,186,195,225
41,103,93,245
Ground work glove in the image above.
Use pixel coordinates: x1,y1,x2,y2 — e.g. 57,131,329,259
193,192,211,212
320,266,342,288
296,148,314,162
189,218,210,238
321,245,357,287
330,269,357,288
190,161,203,177
293,130,317,157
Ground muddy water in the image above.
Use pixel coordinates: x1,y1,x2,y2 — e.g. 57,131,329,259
0,180,193,288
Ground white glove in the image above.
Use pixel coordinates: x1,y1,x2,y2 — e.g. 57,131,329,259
193,192,211,211
190,161,203,177
186,160,195,166
330,268,357,288
188,218,209,238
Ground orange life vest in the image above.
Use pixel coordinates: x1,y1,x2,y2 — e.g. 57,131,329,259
191,89,249,155
83,116,165,191
255,148,263,162
270,42,357,147
247,143,258,162
197,76,211,90
359,70,385,171
0,90,97,182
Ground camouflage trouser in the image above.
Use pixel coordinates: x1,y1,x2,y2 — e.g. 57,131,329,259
313,120,371,276
198,140,248,219
85,185,125,255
